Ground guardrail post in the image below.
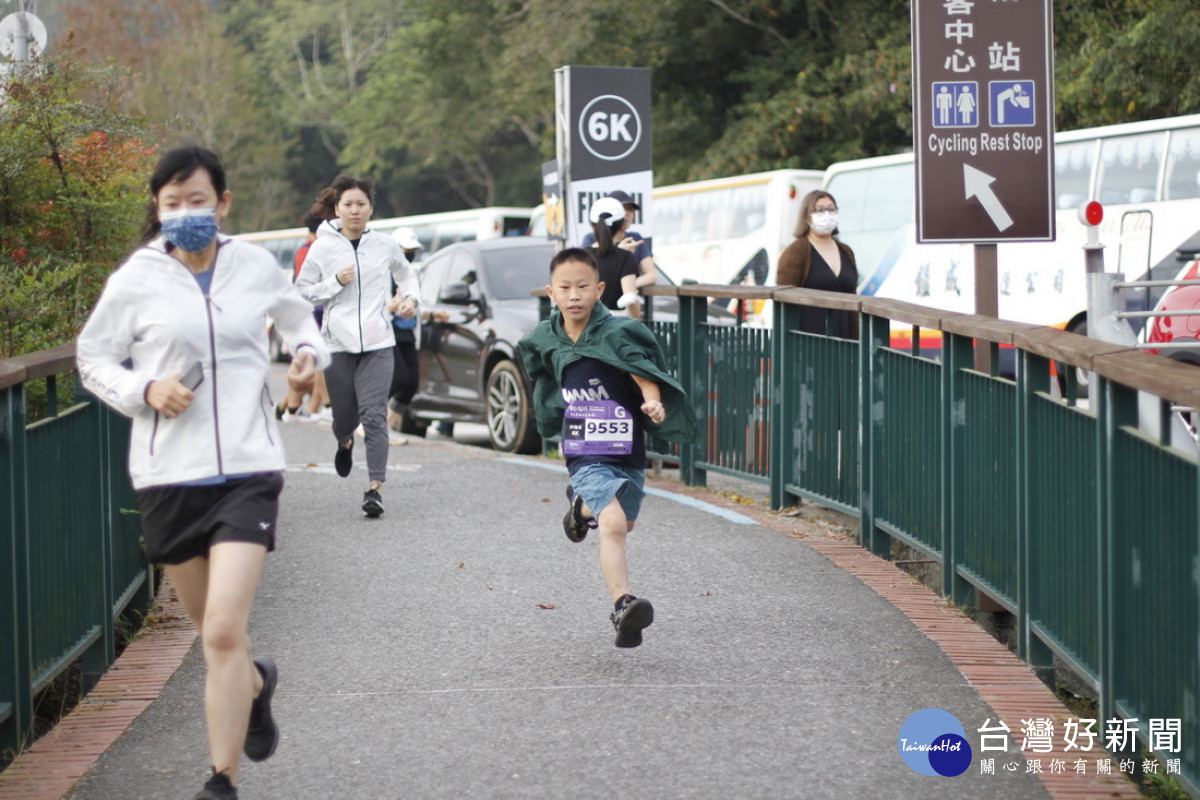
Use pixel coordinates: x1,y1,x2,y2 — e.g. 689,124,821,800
1097,376,1136,732
770,299,800,510
0,384,33,756
1015,349,1054,677
859,312,886,555
942,330,973,604
83,390,116,693
679,292,707,486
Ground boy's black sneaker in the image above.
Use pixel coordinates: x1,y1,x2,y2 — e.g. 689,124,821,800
611,594,654,648
334,441,353,477
562,486,597,543
243,656,279,762
362,489,384,517
194,770,238,800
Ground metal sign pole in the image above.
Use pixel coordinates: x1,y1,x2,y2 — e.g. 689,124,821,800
974,243,998,371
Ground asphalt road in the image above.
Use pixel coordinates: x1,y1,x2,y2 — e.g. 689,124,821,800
65,375,1049,800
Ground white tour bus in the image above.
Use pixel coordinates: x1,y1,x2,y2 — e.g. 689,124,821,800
650,168,825,289
823,114,1200,342
370,207,531,257
530,169,826,293
236,206,532,272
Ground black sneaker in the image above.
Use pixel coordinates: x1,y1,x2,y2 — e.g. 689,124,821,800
362,489,384,517
194,770,238,800
334,441,353,477
562,485,597,543
243,657,279,762
610,595,654,648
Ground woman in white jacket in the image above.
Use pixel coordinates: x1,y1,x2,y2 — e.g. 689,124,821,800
295,175,419,518
77,146,330,800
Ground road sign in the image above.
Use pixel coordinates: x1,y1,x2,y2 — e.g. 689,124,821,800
554,66,652,247
0,12,47,62
912,0,1055,243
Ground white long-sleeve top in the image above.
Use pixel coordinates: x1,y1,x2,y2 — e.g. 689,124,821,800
295,220,420,354
76,235,330,489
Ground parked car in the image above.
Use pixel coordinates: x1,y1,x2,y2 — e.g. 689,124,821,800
1146,256,1200,365
404,237,735,454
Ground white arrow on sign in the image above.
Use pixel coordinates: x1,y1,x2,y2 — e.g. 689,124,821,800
963,164,1013,232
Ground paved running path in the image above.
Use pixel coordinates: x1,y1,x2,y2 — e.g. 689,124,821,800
45,369,1134,800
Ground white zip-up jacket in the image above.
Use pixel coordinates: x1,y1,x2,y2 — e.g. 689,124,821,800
295,221,420,353
77,235,331,490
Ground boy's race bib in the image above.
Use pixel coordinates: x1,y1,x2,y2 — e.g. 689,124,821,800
562,400,634,456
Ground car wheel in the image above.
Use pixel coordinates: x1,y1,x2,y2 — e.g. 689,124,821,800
485,360,539,454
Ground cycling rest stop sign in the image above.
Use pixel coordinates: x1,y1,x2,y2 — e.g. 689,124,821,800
912,0,1055,243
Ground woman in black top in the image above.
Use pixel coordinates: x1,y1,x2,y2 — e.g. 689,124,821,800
776,190,858,338
587,196,640,315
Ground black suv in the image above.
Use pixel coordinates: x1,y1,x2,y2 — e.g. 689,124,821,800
406,238,550,453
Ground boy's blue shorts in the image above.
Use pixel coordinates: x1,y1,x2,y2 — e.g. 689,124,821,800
570,463,645,522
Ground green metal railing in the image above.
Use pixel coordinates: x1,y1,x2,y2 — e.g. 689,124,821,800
639,282,1200,794
11,284,1200,790
1,344,151,758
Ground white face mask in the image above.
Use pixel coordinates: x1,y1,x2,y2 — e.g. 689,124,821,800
810,211,838,235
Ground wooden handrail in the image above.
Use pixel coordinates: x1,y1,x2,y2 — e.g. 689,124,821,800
0,344,77,391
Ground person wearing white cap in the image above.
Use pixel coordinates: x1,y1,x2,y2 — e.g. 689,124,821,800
586,196,641,317
582,191,658,314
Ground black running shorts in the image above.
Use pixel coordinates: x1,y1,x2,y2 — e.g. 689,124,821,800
135,472,284,564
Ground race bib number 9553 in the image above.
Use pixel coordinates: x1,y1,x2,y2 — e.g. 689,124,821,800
563,400,634,456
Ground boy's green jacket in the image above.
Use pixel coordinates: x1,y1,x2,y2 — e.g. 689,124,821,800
518,304,701,451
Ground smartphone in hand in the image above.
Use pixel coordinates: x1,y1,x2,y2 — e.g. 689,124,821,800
181,361,204,391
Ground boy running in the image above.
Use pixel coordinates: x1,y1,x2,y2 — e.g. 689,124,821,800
519,248,699,648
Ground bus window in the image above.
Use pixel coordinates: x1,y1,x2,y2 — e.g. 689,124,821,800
1164,127,1200,201
1054,140,1095,209
501,216,527,236
1096,132,1164,205
827,161,913,278
728,183,767,238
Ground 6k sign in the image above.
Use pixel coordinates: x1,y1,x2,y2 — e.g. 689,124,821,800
557,66,652,247
912,0,1055,243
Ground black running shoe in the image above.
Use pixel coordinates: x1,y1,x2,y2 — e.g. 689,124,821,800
611,595,654,648
194,770,238,800
334,441,353,477
243,657,279,762
362,489,384,517
562,485,597,543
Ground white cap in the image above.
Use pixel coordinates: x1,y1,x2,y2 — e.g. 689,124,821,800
392,227,421,250
588,196,626,225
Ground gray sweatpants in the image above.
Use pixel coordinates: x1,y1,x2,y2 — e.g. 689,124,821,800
325,348,394,483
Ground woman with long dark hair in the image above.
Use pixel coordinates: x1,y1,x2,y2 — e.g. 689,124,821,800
295,175,419,518
77,145,329,800
776,189,859,338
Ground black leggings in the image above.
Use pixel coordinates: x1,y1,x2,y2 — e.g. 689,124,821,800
389,338,419,406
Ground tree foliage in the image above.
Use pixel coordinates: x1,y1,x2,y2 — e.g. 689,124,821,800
0,42,152,358
2,0,1194,357
40,0,1197,231
1054,0,1200,129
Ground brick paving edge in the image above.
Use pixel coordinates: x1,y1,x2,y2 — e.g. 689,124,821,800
0,578,197,800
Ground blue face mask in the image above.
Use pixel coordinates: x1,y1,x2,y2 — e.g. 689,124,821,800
160,207,219,252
